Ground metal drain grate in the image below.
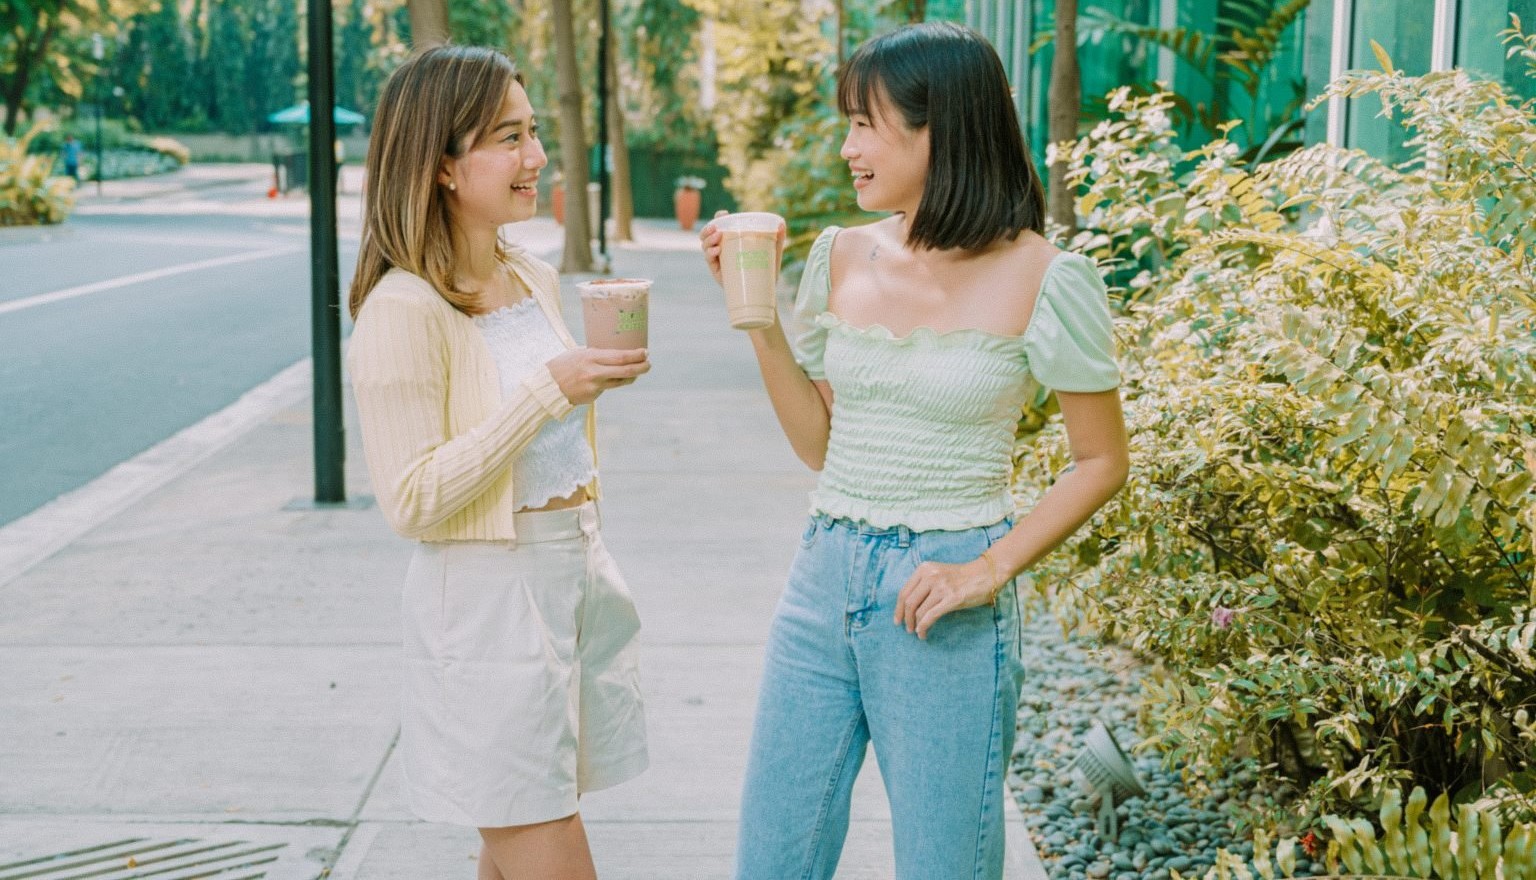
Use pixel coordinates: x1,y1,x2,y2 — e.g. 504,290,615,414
0,837,288,880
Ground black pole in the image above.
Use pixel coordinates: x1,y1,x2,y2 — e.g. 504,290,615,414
94,98,103,196
596,0,610,266
91,33,104,195
307,0,345,503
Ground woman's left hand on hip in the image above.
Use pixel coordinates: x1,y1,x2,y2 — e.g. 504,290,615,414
894,557,995,640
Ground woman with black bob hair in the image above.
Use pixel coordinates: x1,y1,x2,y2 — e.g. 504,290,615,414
699,21,1129,879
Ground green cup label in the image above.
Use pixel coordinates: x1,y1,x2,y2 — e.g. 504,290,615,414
617,309,646,332
735,249,772,270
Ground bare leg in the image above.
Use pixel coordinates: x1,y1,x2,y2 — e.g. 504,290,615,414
479,813,597,880
477,843,505,880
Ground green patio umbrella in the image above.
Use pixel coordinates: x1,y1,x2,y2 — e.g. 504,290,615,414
267,101,366,125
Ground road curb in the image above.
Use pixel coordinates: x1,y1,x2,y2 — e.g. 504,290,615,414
0,358,312,589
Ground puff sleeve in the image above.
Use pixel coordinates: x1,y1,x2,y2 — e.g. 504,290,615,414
789,227,839,380
1021,253,1121,393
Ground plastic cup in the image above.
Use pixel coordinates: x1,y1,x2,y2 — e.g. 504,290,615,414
578,278,650,350
715,212,783,330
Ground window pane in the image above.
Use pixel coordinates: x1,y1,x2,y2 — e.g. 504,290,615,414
1457,0,1536,101
1347,0,1435,163
1219,0,1310,155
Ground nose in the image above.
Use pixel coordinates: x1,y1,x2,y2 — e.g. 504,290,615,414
839,132,856,160
527,137,548,170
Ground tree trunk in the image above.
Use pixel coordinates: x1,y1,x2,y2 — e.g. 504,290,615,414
910,0,926,22
553,0,593,272
406,0,449,51
1047,0,1081,234
836,0,845,67
2,19,53,137
607,26,633,242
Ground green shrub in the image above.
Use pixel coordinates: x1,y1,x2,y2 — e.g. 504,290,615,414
28,120,189,179
1178,787,1536,879
1015,30,1536,822
1,122,76,226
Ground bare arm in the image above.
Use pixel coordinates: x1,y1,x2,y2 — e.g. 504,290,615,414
895,388,1129,638
701,217,833,470
981,389,1129,577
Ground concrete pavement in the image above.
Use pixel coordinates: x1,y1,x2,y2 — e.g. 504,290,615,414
0,177,1046,878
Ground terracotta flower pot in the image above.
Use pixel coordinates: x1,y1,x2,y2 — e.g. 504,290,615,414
552,184,566,225
674,187,701,231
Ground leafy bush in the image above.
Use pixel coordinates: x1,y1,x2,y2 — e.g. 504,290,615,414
29,120,189,179
1,122,76,226
1179,787,1536,879
1015,31,1536,822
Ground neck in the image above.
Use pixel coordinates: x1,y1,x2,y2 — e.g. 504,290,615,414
451,222,503,286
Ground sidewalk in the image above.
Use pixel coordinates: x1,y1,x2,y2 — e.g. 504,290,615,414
0,218,1045,879
70,162,364,203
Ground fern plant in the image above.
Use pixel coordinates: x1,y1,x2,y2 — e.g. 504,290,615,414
1174,787,1536,879
1017,27,1536,823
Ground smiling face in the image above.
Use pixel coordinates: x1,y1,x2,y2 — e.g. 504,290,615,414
438,80,547,231
840,87,930,217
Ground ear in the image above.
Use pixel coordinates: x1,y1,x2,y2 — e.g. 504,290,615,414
436,159,456,188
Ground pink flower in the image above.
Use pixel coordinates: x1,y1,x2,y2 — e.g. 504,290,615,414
1211,606,1237,629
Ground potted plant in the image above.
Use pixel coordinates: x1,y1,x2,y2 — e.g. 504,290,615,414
674,175,705,230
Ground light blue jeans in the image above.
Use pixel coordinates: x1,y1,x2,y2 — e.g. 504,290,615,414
735,513,1025,880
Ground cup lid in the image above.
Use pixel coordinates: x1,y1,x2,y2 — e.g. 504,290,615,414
714,211,784,232
579,277,652,286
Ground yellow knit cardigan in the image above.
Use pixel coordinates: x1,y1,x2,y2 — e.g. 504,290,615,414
346,250,598,542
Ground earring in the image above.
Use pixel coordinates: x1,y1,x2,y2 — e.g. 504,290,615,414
448,181,456,191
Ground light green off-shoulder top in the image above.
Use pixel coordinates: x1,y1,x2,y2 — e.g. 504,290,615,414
790,226,1121,531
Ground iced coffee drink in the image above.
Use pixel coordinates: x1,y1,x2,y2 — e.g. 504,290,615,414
715,212,783,330
578,278,650,350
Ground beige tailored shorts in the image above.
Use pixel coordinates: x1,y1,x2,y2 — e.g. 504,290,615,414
399,502,648,827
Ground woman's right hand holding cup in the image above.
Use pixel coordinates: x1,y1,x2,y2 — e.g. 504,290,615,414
546,347,650,406
699,210,730,288
700,210,786,331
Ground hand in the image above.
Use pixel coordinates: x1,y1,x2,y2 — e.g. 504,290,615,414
546,347,650,406
698,210,787,290
894,555,999,640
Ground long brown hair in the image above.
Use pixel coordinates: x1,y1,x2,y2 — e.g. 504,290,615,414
349,45,523,318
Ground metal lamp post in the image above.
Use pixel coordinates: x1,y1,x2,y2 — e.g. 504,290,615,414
91,33,104,195
307,0,346,505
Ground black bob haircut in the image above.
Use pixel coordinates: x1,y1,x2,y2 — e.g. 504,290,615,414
837,22,1047,252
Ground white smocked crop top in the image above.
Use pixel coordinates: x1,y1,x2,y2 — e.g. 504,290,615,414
474,298,596,509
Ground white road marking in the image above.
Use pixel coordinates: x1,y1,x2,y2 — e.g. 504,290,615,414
0,245,304,317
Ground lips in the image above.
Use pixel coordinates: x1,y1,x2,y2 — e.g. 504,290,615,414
511,180,538,195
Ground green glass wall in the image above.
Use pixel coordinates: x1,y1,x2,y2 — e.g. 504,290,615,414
1345,0,1434,164
1456,0,1536,100
953,0,1531,165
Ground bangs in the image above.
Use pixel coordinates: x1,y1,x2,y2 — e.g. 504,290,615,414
836,54,880,120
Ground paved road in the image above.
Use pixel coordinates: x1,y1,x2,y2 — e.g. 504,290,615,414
0,172,365,528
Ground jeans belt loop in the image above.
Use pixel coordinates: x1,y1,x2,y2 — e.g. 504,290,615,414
897,524,912,549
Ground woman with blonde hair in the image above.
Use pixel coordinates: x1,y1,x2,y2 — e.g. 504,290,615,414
347,45,650,879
